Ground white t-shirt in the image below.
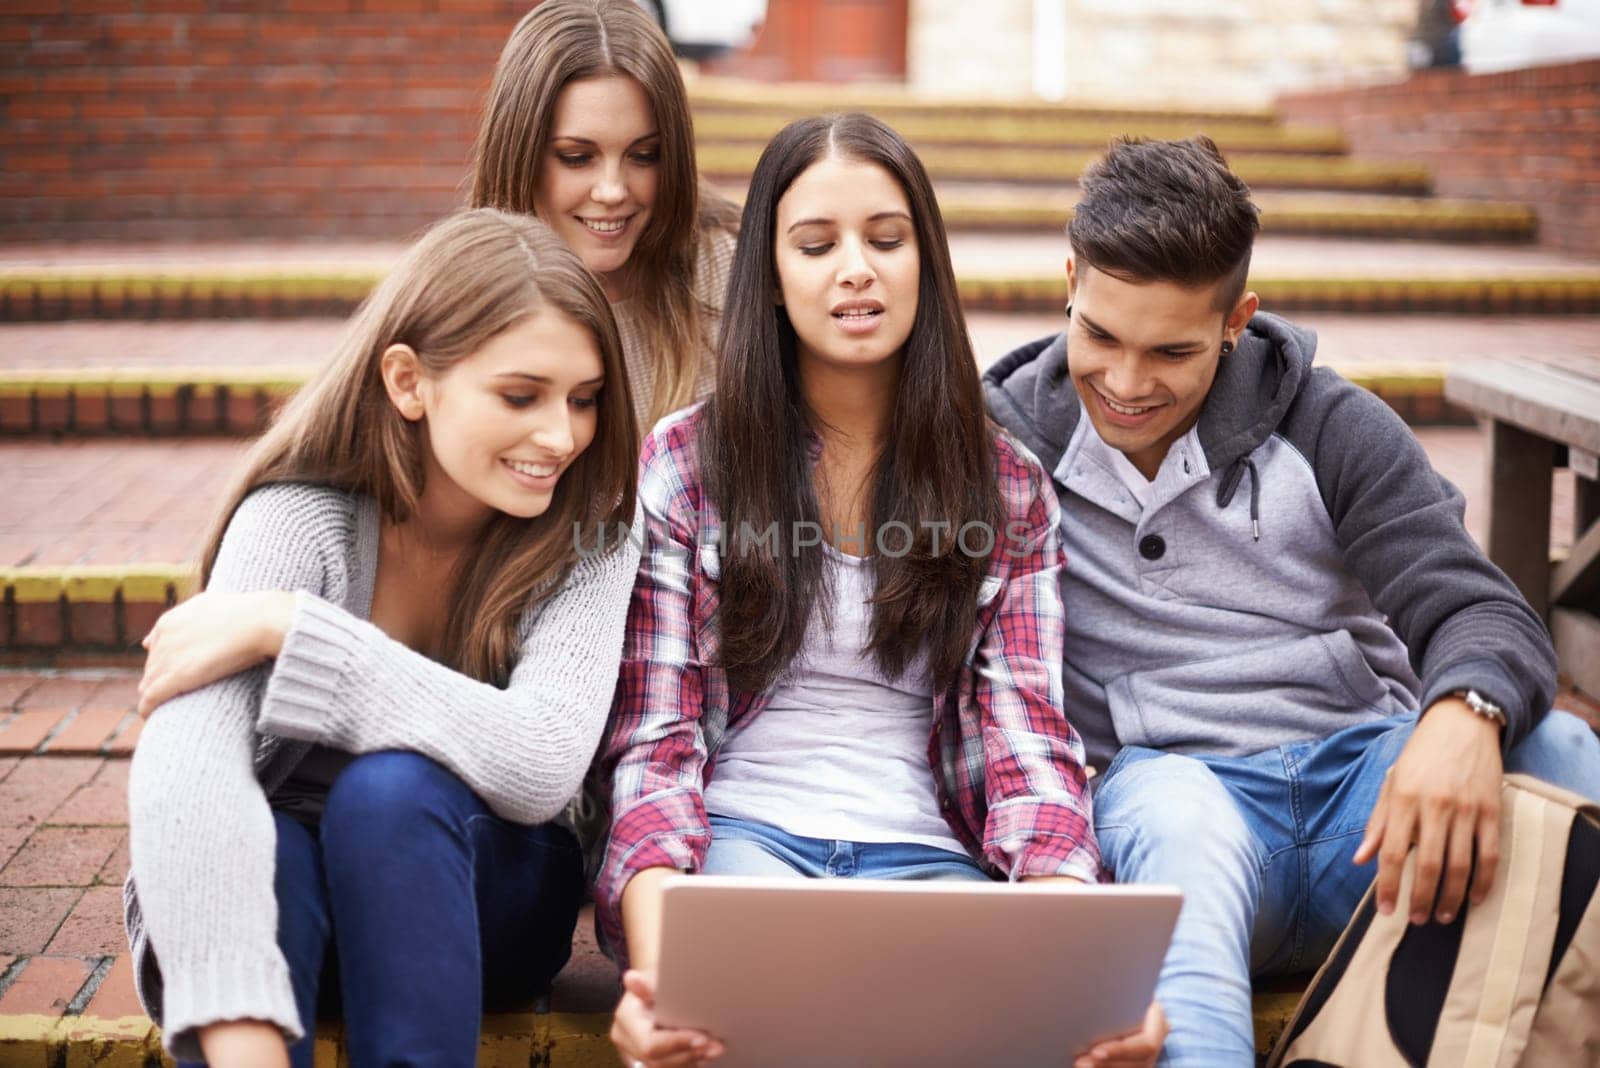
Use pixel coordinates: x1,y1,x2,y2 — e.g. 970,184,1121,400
702,546,967,855
1084,424,1153,508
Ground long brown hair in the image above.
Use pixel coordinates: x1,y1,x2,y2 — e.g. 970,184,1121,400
702,113,1002,695
469,0,738,430
199,209,638,686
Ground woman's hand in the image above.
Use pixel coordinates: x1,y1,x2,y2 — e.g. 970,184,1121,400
138,590,296,717
610,968,724,1068
197,1019,291,1068
1074,1000,1167,1068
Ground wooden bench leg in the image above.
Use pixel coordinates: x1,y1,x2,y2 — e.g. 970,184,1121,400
1485,419,1554,620
1575,473,1599,548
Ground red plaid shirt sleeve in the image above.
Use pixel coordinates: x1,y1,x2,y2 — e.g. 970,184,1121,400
594,415,714,961
973,438,1102,883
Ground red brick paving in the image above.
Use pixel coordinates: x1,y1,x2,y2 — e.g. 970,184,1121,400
946,232,1600,277
105,717,142,755
49,761,128,828
0,709,68,754
0,757,102,830
0,677,39,707
0,424,1573,568
82,953,142,1017
0,438,246,568
0,954,91,1015
94,835,129,888
0,827,122,889
4,315,1598,375
44,707,131,755
0,234,1593,277
0,888,80,954
0,827,30,872
46,886,125,956
966,312,1600,373
16,678,106,710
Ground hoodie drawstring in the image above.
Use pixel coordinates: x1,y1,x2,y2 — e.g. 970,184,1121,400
1217,457,1261,541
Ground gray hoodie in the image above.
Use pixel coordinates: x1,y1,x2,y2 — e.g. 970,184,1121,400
982,312,1555,770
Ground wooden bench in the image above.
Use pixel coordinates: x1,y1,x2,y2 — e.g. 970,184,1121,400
1445,357,1600,696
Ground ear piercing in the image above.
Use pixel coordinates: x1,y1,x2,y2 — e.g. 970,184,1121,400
1221,340,1235,355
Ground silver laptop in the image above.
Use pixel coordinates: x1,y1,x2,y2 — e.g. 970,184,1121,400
654,875,1181,1068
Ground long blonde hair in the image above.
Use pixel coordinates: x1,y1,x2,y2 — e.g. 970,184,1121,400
199,209,638,686
469,0,737,429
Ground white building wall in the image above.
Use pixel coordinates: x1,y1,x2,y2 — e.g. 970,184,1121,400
909,0,1419,106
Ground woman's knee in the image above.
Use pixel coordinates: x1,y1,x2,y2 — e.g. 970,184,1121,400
321,751,479,849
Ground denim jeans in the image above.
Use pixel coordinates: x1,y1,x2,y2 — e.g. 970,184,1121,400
1093,709,1600,1067
184,751,585,1068
702,814,992,881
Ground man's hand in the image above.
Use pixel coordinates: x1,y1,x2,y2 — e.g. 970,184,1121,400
1353,697,1504,925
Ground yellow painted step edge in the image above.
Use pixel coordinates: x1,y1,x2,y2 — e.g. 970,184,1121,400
0,366,1449,416
1,565,195,605
4,274,1594,300
4,997,1304,1067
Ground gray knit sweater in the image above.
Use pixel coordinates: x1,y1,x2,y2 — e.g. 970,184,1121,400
124,482,641,1059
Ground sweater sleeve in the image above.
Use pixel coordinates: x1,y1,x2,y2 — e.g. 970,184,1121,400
255,508,643,826
1305,378,1557,749
127,485,343,1059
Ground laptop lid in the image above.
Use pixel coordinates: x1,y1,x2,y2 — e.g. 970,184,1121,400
655,875,1181,1068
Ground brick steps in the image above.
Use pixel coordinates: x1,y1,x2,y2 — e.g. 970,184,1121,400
7,313,1600,442
5,269,1598,322
929,190,1538,242
693,110,1348,155
0,363,1463,441
700,142,1436,194
0,427,1530,661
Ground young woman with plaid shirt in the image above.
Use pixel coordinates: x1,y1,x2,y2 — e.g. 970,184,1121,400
593,114,1167,1068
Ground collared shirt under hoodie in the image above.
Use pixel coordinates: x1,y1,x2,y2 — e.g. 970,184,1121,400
981,312,1557,773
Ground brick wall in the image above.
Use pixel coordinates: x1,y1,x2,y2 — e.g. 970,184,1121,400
1278,60,1600,257
0,1,532,242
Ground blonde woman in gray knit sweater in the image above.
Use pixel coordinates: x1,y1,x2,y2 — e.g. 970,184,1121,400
125,209,641,1068
470,0,739,436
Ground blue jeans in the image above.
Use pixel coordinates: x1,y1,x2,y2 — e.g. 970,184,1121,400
702,814,992,881
184,751,585,1068
1094,709,1600,1067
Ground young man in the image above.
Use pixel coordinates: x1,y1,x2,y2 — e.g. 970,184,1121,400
982,136,1600,1066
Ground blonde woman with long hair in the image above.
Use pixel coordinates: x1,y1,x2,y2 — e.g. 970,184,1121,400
470,0,739,434
124,209,641,1068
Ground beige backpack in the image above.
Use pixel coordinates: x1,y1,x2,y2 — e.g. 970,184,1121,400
1268,774,1600,1068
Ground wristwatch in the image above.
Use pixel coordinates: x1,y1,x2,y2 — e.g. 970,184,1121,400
1452,688,1507,726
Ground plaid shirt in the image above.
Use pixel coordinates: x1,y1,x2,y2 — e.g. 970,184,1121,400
594,405,1101,962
